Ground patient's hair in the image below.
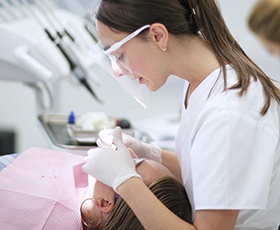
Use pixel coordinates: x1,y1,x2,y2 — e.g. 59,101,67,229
82,176,192,230
248,0,280,43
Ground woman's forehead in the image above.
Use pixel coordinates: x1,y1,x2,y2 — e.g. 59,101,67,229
96,21,126,47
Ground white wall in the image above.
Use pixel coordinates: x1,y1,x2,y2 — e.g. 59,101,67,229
0,0,279,153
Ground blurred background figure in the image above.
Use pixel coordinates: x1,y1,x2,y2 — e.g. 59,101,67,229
248,0,280,58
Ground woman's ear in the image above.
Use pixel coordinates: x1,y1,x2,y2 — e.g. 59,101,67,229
95,198,114,213
150,23,169,51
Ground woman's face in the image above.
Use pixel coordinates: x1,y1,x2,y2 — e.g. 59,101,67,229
81,158,173,227
96,21,170,91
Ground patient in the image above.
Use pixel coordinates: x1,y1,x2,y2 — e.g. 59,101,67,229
0,148,191,229
82,176,192,230
80,154,192,229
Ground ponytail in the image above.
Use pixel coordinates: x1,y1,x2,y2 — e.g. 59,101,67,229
188,0,280,115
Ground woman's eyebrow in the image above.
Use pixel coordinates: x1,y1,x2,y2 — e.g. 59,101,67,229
103,45,111,51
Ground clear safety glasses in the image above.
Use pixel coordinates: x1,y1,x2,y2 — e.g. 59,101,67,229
104,25,151,57
88,25,151,109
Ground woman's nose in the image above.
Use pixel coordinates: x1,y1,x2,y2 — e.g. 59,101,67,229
111,61,129,77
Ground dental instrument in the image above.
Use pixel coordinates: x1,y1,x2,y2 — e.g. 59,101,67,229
21,0,102,103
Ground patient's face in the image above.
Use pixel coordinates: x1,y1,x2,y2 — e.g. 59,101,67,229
81,159,173,227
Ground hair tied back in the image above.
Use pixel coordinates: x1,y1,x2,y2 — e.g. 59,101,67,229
180,0,189,7
180,0,197,15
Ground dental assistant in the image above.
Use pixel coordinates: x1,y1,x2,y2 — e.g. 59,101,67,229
248,0,280,58
83,0,280,229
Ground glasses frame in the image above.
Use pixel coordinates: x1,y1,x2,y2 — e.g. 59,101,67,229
104,24,151,55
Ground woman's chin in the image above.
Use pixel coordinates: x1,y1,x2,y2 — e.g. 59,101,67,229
148,84,160,92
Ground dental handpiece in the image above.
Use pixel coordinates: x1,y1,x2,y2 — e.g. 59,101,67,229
20,0,102,103
44,29,102,103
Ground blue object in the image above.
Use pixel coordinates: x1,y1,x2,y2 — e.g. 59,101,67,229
68,111,75,124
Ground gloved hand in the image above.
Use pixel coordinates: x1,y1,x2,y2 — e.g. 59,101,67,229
97,128,162,163
82,126,141,191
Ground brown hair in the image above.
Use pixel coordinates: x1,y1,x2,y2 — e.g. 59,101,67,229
248,0,280,44
94,0,280,115
83,176,192,229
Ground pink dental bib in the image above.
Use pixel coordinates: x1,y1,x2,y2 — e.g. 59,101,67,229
0,148,88,230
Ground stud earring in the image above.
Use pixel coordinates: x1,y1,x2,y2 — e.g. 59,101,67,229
160,46,167,52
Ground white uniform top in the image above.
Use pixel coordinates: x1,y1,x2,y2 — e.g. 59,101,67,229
176,65,280,229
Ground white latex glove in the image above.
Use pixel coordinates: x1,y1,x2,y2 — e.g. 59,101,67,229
97,128,162,163
82,127,141,191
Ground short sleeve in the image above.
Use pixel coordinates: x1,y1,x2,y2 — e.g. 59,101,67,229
190,109,278,210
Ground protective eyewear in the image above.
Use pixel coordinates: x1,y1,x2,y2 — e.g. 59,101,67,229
88,41,151,109
104,24,151,56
